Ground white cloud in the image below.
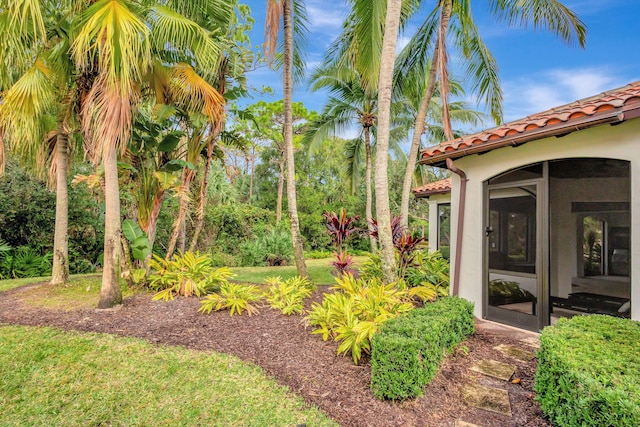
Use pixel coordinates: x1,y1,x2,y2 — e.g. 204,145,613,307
501,67,629,122
306,0,345,33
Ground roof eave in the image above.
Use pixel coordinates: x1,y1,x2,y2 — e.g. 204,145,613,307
420,104,640,167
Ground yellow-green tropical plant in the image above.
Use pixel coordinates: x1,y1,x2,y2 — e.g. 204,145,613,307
149,251,233,301
306,273,414,364
199,283,262,316
263,275,315,315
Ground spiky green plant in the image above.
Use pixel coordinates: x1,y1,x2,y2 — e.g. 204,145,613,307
199,283,262,316
263,275,315,315
149,252,234,301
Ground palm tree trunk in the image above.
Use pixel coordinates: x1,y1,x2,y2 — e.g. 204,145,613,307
50,131,69,285
189,140,214,252
364,128,377,252
165,167,195,259
399,0,452,230
375,0,403,284
248,147,255,204
276,152,284,224
283,0,309,278
98,146,123,308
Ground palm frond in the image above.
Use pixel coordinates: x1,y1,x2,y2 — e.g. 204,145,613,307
147,6,223,76
72,0,151,94
490,0,587,47
170,63,225,125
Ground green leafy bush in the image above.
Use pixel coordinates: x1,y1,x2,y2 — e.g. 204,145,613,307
0,246,52,279
305,250,333,259
360,250,450,297
240,226,293,266
148,252,234,301
534,315,640,427
263,276,316,315
199,283,262,316
370,297,474,400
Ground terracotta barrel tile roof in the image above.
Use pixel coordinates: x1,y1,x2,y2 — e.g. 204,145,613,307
413,178,452,198
420,81,640,167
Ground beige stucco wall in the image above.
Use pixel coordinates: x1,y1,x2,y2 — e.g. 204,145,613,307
447,117,640,322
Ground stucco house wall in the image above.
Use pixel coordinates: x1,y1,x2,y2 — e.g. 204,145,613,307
447,118,640,321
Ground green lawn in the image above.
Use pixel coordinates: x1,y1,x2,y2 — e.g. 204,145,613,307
0,275,50,293
0,325,337,427
231,256,367,285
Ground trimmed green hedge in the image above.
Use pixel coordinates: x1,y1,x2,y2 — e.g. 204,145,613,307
535,315,640,426
370,297,474,400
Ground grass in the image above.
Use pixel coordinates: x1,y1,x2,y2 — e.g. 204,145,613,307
0,324,337,427
0,275,51,292
232,256,367,285
3,274,137,311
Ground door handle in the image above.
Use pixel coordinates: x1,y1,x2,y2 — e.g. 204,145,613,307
485,226,494,236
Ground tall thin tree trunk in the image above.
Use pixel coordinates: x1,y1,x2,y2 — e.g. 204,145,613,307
165,168,195,259
276,153,284,224
375,0,403,284
364,128,377,252
399,1,452,230
98,146,123,308
189,140,214,252
248,147,255,204
50,131,69,285
283,0,309,278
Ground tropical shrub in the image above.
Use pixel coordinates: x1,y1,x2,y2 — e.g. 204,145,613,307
535,315,640,427
0,246,52,279
306,274,414,364
149,252,234,301
331,250,356,277
361,250,450,297
199,283,262,316
0,239,12,280
305,250,333,259
263,276,316,315
122,219,152,262
324,208,360,250
371,297,475,400
240,226,293,266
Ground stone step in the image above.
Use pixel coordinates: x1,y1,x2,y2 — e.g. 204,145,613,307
519,336,540,349
455,420,483,427
461,382,512,416
470,359,515,381
493,344,536,362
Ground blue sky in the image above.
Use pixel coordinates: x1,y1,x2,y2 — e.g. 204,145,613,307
241,0,640,129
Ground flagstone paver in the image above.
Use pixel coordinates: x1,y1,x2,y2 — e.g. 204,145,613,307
470,359,515,381
519,336,540,349
455,420,482,427
461,382,512,416
493,344,536,361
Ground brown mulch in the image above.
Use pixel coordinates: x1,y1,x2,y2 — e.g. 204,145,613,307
0,284,551,427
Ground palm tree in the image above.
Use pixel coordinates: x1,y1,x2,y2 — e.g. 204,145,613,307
0,3,78,286
397,0,587,228
306,65,378,251
72,0,230,308
374,0,404,283
264,0,310,278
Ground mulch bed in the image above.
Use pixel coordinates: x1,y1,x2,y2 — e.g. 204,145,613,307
0,284,550,427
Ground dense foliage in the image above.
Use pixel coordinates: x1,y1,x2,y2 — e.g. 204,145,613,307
535,315,640,426
0,160,103,276
370,297,475,400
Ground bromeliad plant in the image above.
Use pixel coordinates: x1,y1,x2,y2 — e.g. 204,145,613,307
149,251,234,301
263,275,316,315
